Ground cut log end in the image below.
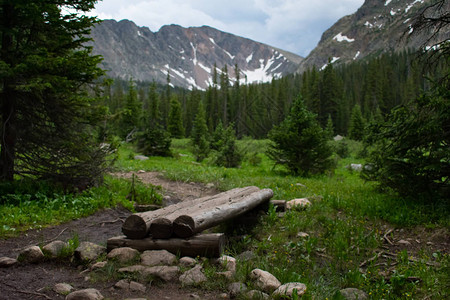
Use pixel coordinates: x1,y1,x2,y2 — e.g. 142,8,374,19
122,214,148,239
149,218,173,239
173,215,195,238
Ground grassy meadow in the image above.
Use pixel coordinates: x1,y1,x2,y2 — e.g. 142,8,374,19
0,138,448,299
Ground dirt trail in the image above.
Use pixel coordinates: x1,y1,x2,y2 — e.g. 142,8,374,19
0,171,221,300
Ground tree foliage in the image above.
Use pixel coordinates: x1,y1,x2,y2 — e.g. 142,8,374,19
267,96,334,176
0,0,108,188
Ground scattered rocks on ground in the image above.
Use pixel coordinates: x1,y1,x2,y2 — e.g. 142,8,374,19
53,283,74,295
339,288,368,300
273,282,307,298
286,198,311,210
141,249,177,266
179,256,197,267
114,279,146,292
0,256,18,268
142,266,180,282
107,247,140,263
229,282,247,298
180,264,207,286
42,240,68,257
249,268,281,293
74,242,106,262
118,265,146,274
65,288,104,300
18,246,44,263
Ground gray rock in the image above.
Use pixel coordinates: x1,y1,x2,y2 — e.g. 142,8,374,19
0,256,18,268
74,242,106,261
179,256,197,267
218,255,236,273
53,283,74,295
129,281,146,292
229,282,247,298
141,249,176,266
297,232,310,238
237,250,255,261
339,288,368,300
246,290,270,299
118,265,146,274
249,268,281,293
65,288,104,300
114,279,131,290
179,265,207,286
18,246,44,263
273,282,307,298
142,266,180,282
107,247,140,263
90,261,107,270
134,155,149,160
286,198,311,210
42,240,68,257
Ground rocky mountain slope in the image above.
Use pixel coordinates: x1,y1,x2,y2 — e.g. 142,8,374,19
89,20,303,90
298,0,450,72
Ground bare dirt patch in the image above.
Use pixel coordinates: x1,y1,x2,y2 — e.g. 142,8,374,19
0,171,221,300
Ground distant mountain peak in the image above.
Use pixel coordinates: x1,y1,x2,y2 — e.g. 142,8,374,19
89,20,303,89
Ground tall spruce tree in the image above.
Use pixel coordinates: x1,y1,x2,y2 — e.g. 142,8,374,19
191,101,210,162
0,0,107,188
348,104,365,141
167,95,185,138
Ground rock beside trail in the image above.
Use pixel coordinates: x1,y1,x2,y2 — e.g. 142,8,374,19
74,242,106,261
142,265,180,282
114,279,146,292
250,268,281,293
54,283,74,295
179,264,207,286
141,249,177,266
229,282,247,298
18,246,44,263
286,198,311,210
246,290,270,299
65,288,104,300
339,288,368,300
0,256,18,268
107,247,140,263
179,256,197,267
43,240,68,257
273,282,307,298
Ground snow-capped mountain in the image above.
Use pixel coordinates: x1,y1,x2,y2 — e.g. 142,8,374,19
298,0,450,72
89,20,303,90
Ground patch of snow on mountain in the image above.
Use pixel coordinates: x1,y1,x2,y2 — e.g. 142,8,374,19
365,21,374,28
223,49,235,60
405,0,424,13
209,38,217,46
353,51,361,60
331,57,340,64
243,59,275,83
246,53,253,63
198,62,211,73
169,68,186,80
137,30,143,37
385,0,392,6
333,32,355,42
390,9,397,15
403,18,411,24
190,42,198,65
180,49,185,54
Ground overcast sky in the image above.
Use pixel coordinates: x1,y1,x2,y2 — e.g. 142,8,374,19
91,0,365,57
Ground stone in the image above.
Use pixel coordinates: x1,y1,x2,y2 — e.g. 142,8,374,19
118,265,146,274
229,282,247,298
91,261,107,270
0,256,18,268
398,239,411,245
65,288,104,300
142,266,180,282
53,283,74,295
179,265,207,286
273,282,307,298
42,241,68,257
129,281,146,292
218,255,236,273
134,155,149,160
246,290,270,299
206,183,215,189
179,256,197,267
18,246,44,263
334,135,344,141
286,198,311,210
339,288,368,300
141,249,177,266
74,242,106,261
249,268,281,293
297,232,310,238
107,247,140,263
347,164,363,172
115,279,131,290
237,250,255,262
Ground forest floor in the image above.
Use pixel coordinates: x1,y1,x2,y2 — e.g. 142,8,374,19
0,171,223,300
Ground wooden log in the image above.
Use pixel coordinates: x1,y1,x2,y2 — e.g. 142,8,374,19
173,188,273,238
149,186,260,239
107,233,226,258
122,186,259,239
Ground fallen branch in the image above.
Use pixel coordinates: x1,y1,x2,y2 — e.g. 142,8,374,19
359,251,384,267
1,282,51,300
43,227,69,244
383,229,394,245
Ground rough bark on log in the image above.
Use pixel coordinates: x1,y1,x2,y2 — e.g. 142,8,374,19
107,233,226,258
149,186,260,239
173,188,273,238
122,186,259,239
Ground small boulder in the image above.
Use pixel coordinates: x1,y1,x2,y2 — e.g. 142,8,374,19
141,249,176,266
286,198,311,210
229,282,247,298
0,257,18,268
107,247,140,263
18,246,44,263
179,256,197,268
249,268,281,293
339,288,368,300
237,250,255,262
246,290,270,299
297,232,310,238
114,279,131,290
179,265,207,286
53,283,73,295
118,265,146,274
90,261,107,270
65,288,104,300
218,255,236,273
273,282,307,298
129,281,147,293
142,266,180,282
134,155,149,160
42,241,68,257
74,242,106,262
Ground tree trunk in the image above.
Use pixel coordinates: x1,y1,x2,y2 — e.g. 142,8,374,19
107,233,226,258
122,186,260,239
173,188,273,238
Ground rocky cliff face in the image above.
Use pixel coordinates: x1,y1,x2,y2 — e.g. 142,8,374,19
89,20,303,90
298,0,450,72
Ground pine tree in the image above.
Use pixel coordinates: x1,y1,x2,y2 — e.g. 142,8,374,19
214,123,243,168
0,0,107,188
348,104,365,141
121,78,142,140
167,95,185,138
191,101,210,161
325,114,335,140
267,95,334,176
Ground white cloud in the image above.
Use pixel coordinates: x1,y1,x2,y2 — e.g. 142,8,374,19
91,0,364,56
